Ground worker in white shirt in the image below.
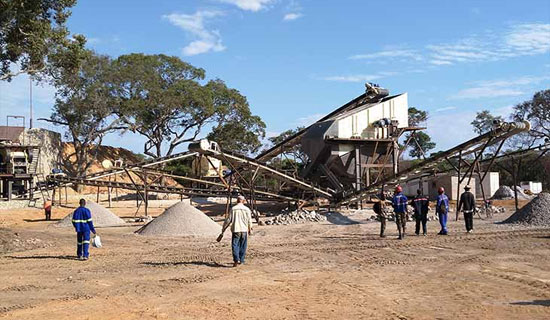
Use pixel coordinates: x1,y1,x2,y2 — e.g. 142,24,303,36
218,195,253,267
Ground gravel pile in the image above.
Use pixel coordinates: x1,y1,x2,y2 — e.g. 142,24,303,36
136,200,221,237
264,209,327,225
55,201,126,228
491,186,530,200
501,193,550,226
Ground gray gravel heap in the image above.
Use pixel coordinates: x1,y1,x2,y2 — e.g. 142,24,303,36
265,209,327,225
136,201,221,237
491,186,530,200
55,201,126,227
501,193,550,226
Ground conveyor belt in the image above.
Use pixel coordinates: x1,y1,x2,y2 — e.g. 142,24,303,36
337,121,531,205
195,148,335,199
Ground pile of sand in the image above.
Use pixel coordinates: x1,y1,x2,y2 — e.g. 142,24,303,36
501,193,550,226
135,200,221,237
55,201,126,227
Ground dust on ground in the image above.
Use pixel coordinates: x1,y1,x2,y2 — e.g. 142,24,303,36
0,199,549,320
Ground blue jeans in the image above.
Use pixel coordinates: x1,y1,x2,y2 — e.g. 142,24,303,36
77,231,91,258
438,212,448,234
231,232,248,263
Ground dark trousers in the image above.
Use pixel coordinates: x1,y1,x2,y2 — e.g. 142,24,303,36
77,231,91,258
44,209,51,221
395,212,406,236
231,232,248,263
464,211,474,231
415,212,427,235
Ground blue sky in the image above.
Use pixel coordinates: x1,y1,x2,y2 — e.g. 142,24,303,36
1,0,549,155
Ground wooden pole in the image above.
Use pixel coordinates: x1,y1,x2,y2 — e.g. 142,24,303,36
96,186,100,203
456,151,462,221
108,175,112,208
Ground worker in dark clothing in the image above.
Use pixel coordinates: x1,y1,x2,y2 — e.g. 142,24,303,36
411,189,430,236
72,199,96,260
458,185,476,233
436,187,450,235
392,185,408,240
372,192,389,237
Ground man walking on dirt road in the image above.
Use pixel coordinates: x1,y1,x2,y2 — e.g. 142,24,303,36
218,195,253,267
392,186,408,240
436,187,450,235
411,189,429,236
458,185,476,233
72,199,96,260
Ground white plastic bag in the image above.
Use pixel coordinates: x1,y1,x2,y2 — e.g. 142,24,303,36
92,235,102,248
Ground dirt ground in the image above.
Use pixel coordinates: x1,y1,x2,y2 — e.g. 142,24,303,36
0,200,549,320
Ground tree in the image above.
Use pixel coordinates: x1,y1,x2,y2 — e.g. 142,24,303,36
408,107,428,127
267,127,308,164
512,89,550,141
43,50,125,177
471,110,503,135
0,0,77,80
112,54,264,158
205,79,265,154
407,131,436,159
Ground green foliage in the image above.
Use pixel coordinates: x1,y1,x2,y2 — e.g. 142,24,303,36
164,158,193,177
266,127,308,164
47,50,124,176
512,89,550,141
111,54,265,158
0,0,77,80
408,107,428,127
407,131,436,159
471,110,503,135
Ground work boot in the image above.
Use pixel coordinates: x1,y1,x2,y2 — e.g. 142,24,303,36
233,262,239,267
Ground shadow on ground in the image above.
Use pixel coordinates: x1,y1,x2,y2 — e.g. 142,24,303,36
142,260,230,268
23,219,61,222
325,212,361,225
510,300,550,307
7,255,77,260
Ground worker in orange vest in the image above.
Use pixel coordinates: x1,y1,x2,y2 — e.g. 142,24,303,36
43,199,52,221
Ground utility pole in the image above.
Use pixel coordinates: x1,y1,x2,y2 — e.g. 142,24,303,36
29,77,33,129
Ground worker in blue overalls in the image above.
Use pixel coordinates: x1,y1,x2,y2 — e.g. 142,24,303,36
72,199,96,260
436,187,450,235
392,185,408,240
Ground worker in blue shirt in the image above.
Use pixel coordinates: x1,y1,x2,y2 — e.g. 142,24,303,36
392,185,408,240
72,199,96,260
436,187,450,235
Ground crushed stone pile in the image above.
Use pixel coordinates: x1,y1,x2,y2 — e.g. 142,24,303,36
264,209,327,225
491,186,531,200
55,201,126,227
0,228,51,254
136,200,221,237
501,193,550,226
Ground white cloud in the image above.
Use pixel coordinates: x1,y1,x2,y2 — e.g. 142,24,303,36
163,10,226,56
294,113,325,127
434,106,456,112
451,75,550,99
427,23,550,65
283,13,303,21
320,71,398,82
218,0,275,12
349,49,422,61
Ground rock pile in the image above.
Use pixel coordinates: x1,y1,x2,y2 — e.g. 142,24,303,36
491,186,531,200
55,201,126,228
501,192,550,226
264,209,327,225
477,205,506,215
136,200,221,237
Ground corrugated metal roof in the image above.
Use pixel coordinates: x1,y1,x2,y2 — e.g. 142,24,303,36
0,126,24,142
